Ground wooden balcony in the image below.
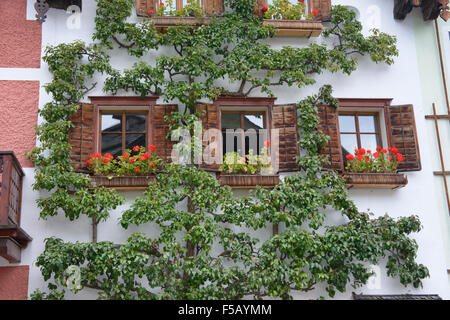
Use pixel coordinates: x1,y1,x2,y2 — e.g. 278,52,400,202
343,172,408,190
0,152,32,263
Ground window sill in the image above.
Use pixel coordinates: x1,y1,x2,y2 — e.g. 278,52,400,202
217,173,280,189
343,172,408,190
90,175,156,191
149,16,323,37
0,225,33,263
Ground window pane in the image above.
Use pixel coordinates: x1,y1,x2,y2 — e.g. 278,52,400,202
244,114,264,130
101,114,122,132
360,134,379,151
101,133,122,158
126,114,147,132
339,115,356,132
221,113,241,129
359,115,377,133
340,134,358,156
126,134,146,151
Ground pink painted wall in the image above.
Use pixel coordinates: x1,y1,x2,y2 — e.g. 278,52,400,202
0,266,29,300
0,0,42,68
0,81,40,168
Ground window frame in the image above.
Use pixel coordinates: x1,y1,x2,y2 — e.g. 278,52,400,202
336,98,393,172
221,110,268,156
338,110,382,151
99,110,149,157
89,96,159,155
213,96,277,157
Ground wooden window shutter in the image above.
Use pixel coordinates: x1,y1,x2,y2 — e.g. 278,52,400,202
271,104,300,172
196,103,221,171
388,104,421,171
253,0,268,17
308,0,332,21
151,104,178,163
202,0,225,16
136,0,158,17
317,105,343,170
68,103,95,171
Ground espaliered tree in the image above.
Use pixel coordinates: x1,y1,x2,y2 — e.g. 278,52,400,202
30,0,429,300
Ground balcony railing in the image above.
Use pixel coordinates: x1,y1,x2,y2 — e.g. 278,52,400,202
0,152,32,263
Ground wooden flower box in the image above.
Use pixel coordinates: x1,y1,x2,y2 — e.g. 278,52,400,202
217,174,280,189
90,175,156,190
150,16,323,37
343,173,408,190
262,19,323,37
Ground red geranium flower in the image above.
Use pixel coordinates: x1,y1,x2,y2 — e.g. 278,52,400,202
123,154,130,159
298,0,304,2
312,9,318,16
346,154,354,161
149,145,156,152
86,159,91,166
139,156,146,161
133,146,140,152
148,9,154,15
130,158,135,164
367,150,371,154
381,149,387,154
357,155,363,161
150,162,155,167
391,147,398,154
389,156,392,160
376,146,382,151
373,152,380,158
89,154,95,159
103,158,109,164
358,148,365,155
104,153,113,159
261,6,268,12
264,140,270,147
365,157,370,162
95,153,102,158
135,167,140,172
144,153,151,160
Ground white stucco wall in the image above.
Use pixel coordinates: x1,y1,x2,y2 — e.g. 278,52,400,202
0,0,449,299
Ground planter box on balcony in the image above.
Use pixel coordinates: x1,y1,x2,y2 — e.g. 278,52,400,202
150,16,323,37
343,173,408,190
90,175,157,190
218,174,280,189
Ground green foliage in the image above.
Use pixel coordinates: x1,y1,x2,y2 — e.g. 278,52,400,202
219,149,272,174
31,1,428,300
264,0,309,20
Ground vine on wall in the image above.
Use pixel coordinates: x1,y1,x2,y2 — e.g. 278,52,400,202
29,0,429,300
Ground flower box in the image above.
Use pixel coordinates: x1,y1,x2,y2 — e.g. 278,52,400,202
217,174,280,189
90,175,156,190
262,19,323,37
343,173,408,190
149,16,323,37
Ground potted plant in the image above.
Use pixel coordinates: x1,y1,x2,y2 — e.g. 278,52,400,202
218,142,280,188
86,145,161,189
343,147,408,189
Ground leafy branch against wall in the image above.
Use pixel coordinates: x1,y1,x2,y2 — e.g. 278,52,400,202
30,0,427,300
